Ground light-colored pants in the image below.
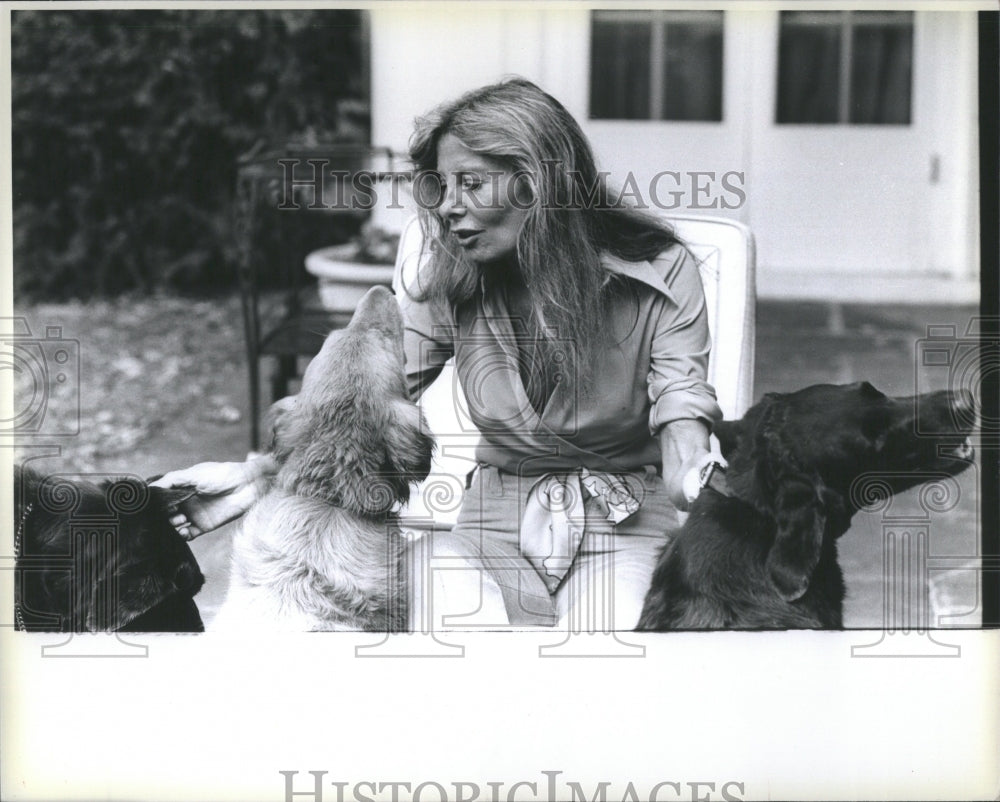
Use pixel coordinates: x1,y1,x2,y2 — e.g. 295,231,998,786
406,465,676,631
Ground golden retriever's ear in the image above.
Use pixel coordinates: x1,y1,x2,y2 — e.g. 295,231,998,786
385,401,435,486
263,396,299,460
766,473,826,602
280,397,388,515
280,393,430,517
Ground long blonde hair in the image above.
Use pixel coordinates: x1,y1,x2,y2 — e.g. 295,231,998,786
407,77,678,388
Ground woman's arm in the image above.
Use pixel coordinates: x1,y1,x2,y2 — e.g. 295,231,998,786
150,393,300,538
647,245,725,508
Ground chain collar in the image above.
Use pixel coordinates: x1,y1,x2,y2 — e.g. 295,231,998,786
14,501,34,631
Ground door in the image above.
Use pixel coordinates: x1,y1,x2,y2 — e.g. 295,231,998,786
745,10,965,280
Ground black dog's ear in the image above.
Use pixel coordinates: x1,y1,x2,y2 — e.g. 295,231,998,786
87,570,165,631
149,484,199,512
89,567,188,632
766,474,827,602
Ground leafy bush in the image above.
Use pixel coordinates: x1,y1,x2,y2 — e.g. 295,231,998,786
12,9,368,299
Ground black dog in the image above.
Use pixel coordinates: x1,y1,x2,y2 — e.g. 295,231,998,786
14,464,205,632
637,382,975,630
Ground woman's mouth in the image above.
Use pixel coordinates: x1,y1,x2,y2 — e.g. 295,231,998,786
452,229,483,246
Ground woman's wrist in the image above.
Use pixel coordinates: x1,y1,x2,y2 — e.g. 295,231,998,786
659,419,715,510
676,452,728,507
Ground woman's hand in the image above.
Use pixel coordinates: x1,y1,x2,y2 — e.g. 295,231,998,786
150,456,277,539
659,419,719,511
665,450,729,511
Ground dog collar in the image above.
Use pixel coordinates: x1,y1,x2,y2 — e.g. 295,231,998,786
698,460,732,498
14,501,33,631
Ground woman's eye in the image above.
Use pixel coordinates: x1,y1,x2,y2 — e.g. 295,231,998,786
459,174,482,190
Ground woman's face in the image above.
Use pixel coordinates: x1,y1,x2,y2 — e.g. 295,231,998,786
434,133,531,268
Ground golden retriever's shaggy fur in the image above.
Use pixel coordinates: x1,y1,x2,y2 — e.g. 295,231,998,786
213,286,434,631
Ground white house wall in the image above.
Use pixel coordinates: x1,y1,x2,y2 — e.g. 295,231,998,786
370,6,980,303
370,6,588,152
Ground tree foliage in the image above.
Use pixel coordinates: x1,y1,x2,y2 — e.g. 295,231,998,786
12,9,368,298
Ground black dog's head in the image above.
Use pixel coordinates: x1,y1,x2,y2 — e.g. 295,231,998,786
714,382,975,601
273,286,435,516
15,464,205,632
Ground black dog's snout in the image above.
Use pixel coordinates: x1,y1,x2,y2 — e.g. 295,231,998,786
953,388,975,417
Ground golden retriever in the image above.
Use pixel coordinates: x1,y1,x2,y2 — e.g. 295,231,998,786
213,286,434,631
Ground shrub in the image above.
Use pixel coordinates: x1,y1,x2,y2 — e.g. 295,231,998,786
12,9,368,299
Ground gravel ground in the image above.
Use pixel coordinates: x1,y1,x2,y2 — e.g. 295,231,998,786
11,293,249,476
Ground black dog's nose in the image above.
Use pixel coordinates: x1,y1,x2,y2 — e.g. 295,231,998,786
954,388,976,417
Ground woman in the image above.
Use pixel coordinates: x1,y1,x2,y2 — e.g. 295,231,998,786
157,78,723,631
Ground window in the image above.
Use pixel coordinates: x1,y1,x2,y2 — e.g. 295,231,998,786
776,10,914,125
590,10,724,122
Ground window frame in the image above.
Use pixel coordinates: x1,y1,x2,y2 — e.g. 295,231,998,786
775,9,915,126
588,9,726,123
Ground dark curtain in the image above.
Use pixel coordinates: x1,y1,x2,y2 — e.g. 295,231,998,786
851,20,913,124
590,18,652,119
776,11,913,125
662,17,724,121
776,13,842,124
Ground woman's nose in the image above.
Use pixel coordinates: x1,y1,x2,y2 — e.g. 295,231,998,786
440,179,465,220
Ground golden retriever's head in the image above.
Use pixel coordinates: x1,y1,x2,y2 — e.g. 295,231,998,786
274,286,435,516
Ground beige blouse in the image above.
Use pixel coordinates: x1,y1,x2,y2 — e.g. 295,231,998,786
400,244,723,477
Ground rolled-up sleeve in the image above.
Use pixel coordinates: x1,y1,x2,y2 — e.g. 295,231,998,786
646,246,723,433
399,292,455,401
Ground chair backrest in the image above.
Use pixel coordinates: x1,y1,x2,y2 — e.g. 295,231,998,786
393,214,756,524
668,214,756,420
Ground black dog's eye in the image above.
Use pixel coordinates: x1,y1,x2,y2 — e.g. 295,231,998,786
862,407,894,442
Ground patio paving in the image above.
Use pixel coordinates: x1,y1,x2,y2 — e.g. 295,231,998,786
755,301,983,632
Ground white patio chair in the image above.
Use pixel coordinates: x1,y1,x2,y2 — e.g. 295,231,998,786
393,214,757,527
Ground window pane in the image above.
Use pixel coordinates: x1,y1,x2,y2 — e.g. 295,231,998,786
776,11,841,123
850,13,913,124
590,15,652,119
662,14,724,121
